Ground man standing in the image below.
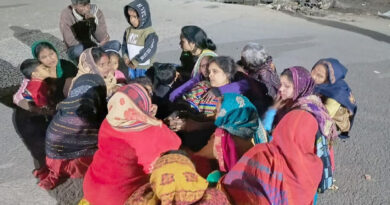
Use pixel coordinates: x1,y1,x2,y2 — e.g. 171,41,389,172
60,0,120,62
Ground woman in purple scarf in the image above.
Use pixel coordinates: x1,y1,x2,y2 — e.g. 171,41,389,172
262,66,338,193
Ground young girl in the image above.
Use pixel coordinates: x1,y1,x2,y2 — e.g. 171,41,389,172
107,51,127,84
311,58,357,139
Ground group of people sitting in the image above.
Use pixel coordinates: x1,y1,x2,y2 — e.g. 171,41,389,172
12,0,358,204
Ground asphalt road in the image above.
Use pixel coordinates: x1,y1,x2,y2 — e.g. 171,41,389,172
0,0,389,204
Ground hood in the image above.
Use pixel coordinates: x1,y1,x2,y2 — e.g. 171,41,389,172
124,0,151,29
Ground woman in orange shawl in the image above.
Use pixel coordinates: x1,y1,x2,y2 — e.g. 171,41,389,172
222,110,323,205
82,83,181,205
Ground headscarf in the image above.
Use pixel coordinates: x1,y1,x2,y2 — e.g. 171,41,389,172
215,93,267,143
191,49,217,78
222,110,323,205
213,93,267,172
313,58,357,114
285,66,338,140
246,56,280,98
31,40,63,78
126,153,230,205
183,81,219,115
70,48,117,96
46,74,107,159
124,0,152,29
106,83,161,131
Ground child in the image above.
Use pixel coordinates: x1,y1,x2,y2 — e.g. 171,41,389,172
122,0,158,79
311,58,357,139
151,63,179,119
19,59,52,108
106,51,127,84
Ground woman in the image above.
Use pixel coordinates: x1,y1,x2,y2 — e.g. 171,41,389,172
178,25,217,80
222,110,323,205
239,42,280,98
82,83,181,205
125,152,230,205
14,40,78,112
195,93,267,173
311,58,357,139
34,48,109,190
262,66,337,192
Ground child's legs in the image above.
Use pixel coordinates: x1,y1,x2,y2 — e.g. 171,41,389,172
127,68,146,79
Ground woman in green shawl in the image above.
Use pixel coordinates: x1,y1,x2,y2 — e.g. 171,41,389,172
14,40,78,112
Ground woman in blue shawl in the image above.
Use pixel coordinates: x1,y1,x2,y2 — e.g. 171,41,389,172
311,58,357,139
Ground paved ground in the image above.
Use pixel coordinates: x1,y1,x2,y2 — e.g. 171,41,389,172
0,0,389,204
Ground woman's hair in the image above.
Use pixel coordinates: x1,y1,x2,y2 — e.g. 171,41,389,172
281,68,293,83
181,25,216,51
153,63,177,86
71,0,90,5
241,43,269,68
33,42,56,59
161,150,190,158
91,47,107,64
20,59,40,79
209,56,237,80
128,77,153,97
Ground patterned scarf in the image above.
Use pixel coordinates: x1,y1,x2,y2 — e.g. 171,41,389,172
46,74,107,159
126,153,230,205
285,66,338,140
106,84,161,131
183,81,219,115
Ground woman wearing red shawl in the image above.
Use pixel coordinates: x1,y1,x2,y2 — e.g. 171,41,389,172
222,110,323,205
262,66,337,193
82,83,181,205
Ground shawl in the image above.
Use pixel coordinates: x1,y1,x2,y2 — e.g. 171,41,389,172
183,81,219,115
46,73,107,159
215,93,267,143
313,58,357,115
278,66,338,140
106,83,161,131
248,56,280,98
31,40,64,78
222,110,323,205
191,49,217,78
126,153,230,205
70,48,117,97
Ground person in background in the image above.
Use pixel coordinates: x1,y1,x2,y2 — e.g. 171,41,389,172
60,0,121,62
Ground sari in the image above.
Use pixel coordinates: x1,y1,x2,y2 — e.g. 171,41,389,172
222,110,323,205
126,153,230,205
213,93,267,172
35,73,107,190
82,84,181,205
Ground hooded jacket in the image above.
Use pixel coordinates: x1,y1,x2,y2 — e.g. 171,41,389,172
122,0,158,69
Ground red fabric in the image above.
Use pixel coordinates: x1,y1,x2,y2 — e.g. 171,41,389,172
83,119,181,205
26,79,48,107
223,110,323,205
34,156,93,190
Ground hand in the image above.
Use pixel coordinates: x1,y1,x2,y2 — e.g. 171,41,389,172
128,61,136,69
203,90,217,103
150,104,158,117
273,94,287,110
124,58,131,67
84,13,94,19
